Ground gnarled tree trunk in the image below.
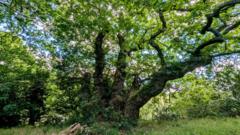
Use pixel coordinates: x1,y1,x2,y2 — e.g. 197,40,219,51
90,31,213,123
80,0,240,124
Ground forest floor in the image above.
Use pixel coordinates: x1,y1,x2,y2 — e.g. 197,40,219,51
0,117,240,135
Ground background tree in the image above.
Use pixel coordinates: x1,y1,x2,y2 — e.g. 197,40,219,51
0,32,49,126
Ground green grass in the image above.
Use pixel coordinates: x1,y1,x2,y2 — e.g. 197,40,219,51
133,117,240,135
0,117,240,135
0,126,62,135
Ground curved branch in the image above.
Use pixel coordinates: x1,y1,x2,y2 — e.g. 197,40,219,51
127,10,167,64
126,56,212,110
148,10,167,65
212,50,240,57
208,28,222,37
193,37,225,55
201,0,240,34
196,1,240,56
201,15,214,34
222,20,240,35
149,40,165,65
171,8,193,12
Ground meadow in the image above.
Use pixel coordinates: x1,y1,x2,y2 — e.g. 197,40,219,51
1,117,239,135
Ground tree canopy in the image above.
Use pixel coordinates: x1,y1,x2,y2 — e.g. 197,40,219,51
0,0,240,126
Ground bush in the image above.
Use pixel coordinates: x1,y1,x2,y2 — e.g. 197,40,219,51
142,74,237,121
219,98,240,117
154,106,180,121
41,112,67,125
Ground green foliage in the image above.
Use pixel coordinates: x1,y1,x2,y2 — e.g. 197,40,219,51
141,73,237,120
215,65,240,100
219,98,240,117
154,106,180,121
215,65,240,116
0,32,49,126
171,74,223,118
1,0,240,128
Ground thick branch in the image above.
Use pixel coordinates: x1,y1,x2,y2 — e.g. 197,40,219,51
125,56,212,111
127,11,167,56
126,50,240,115
112,34,127,93
148,10,167,65
94,32,106,95
149,40,165,65
195,1,240,56
212,50,240,57
159,11,167,30
171,8,193,12
193,37,225,55
201,0,240,34
222,20,240,35
201,15,214,34
124,0,240,120
208,28,222,37
110,33,128,110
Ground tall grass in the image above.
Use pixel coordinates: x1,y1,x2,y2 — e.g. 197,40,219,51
0,126,62,135
0,117,239,135
134,117,240,135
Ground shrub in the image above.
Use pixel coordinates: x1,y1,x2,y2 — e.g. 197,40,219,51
152,105,180,121
219,98,240,117
142,73,237,121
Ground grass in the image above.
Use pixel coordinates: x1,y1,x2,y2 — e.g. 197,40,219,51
0,126,62,135
0,117,240,135
133,117,240,135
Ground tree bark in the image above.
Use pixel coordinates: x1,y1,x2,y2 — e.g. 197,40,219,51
93,32,107,103
27,76,46,125
110,34,128,111
80,72,91,100
123,56,212,121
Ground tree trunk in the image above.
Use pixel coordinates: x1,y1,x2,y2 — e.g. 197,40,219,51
29,107,37,125
94,32,106,97
124,103,140,122
91,31,213,125
27,78,45,125
122,56,212,123
110,34,128,111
